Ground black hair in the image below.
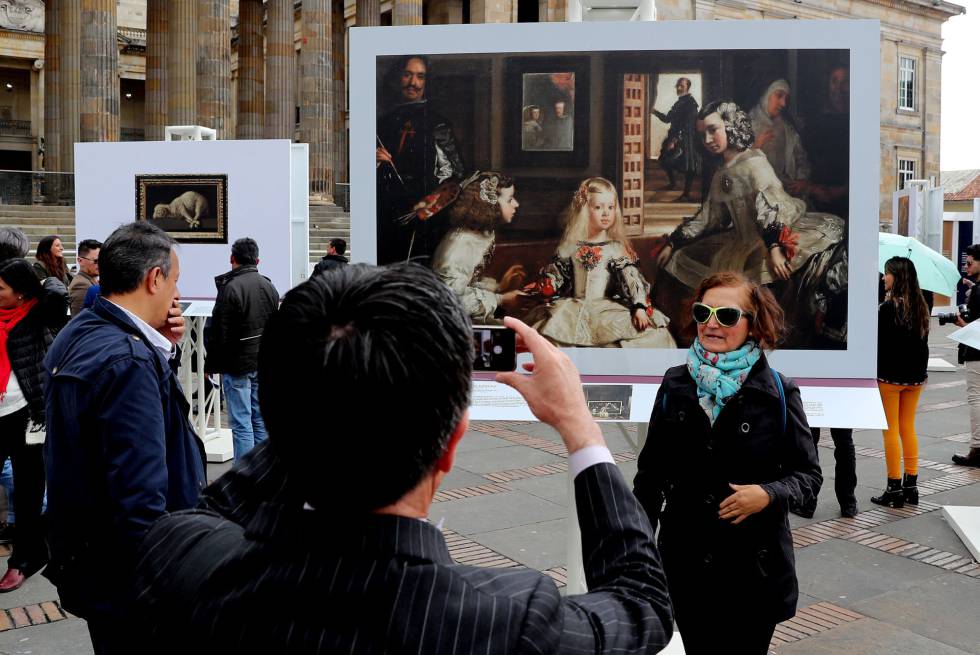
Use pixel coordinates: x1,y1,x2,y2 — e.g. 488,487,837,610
78,239,103,258
231,237,259,266
258,263,473,513
99,222,175,296
0,227,29,263
0,259,43,300
329,238,347,256
967,244,980,261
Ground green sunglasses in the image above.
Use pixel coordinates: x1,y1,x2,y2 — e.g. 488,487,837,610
692,302,753,327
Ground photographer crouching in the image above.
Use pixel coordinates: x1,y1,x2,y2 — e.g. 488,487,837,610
951,244,980,467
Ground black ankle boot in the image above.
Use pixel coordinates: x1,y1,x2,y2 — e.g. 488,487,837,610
902,473,919,505
871,478,905,508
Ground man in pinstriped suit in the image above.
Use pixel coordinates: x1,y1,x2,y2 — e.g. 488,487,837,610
135,263,673,654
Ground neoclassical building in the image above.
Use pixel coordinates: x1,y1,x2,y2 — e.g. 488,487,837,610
0,0,965,218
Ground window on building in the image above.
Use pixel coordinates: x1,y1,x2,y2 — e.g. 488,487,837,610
518,0,540,22
898,158,916,190
899,56,916,111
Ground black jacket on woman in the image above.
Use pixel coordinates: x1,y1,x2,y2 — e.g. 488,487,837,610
7,284,68,425
877,301,928,385
633,355,822,625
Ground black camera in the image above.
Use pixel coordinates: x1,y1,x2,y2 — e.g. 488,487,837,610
937,304,970,326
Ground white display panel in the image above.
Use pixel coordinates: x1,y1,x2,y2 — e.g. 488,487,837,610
350,20,881,381
75,139,306,300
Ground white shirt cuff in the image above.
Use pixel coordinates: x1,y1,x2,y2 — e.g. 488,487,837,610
568,445,615,478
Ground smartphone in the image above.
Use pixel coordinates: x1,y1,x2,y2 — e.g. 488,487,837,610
472,325,517,372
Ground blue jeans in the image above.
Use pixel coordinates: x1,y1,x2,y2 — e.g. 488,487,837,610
222,372,268,460
0,457,48,523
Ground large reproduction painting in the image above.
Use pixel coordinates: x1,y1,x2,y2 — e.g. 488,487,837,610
136,174,228,244
352,21,880,379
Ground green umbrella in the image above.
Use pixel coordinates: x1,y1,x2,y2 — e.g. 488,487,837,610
878,232,961,296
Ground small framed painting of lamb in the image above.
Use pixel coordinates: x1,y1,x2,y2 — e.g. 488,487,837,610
135,174,228,243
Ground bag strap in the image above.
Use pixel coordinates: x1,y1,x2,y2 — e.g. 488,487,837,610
770,368,786,434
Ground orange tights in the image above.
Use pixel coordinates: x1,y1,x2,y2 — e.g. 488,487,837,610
878,382,922,479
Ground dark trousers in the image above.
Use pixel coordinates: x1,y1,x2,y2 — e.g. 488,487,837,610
87,613,140,655
677,614,776,655
809,427,857,510
0,407,47,574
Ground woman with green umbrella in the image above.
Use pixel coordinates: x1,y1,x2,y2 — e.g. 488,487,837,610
874,256,930,508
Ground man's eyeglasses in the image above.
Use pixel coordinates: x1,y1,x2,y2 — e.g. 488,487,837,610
692,302,752,328
79,256,98,264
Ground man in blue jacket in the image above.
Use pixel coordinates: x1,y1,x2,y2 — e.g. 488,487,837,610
43,222,206,654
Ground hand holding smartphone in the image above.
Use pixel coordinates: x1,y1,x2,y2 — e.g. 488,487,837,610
472,325,516,372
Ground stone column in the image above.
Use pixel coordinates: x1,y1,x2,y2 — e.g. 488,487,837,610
333,0,347,184
469,0,512,23
265,0,296,139
392,0,423,25
168,0,197,126
653,0,694,20
44,0,61,171
356,0,380,26
145,0,167,141
197,0,232,137
922,48,943,183
59,0,80,171
79,0,120,143
299,0,333,199
429,0,463,24
237,0,264,139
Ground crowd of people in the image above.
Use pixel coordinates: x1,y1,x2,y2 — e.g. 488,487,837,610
0,209,976,654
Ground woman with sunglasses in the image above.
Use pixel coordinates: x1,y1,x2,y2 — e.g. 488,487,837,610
872,256,929,508
634,271,822,655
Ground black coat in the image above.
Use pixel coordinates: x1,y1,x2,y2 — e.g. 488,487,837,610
312,254,348,277
653,94,701,175
634,355,822,625
205,266,279,375
6,285,68,424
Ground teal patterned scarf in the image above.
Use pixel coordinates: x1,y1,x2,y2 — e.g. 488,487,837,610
686,338,762,425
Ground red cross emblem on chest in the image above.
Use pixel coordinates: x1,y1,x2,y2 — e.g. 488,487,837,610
398,120,416,155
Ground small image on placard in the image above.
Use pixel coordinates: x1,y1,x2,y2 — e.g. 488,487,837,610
584,385,632,420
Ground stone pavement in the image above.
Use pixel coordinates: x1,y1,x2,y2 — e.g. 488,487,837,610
1,326,979,654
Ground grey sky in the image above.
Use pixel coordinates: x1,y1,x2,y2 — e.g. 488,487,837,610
941,0,977,171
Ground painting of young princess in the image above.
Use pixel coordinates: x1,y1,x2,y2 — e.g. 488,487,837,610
523,177,676,348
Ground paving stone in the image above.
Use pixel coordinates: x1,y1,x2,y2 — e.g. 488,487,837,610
0,564,60,611
506,475,572,507
429,489,567,536
851,573,980,654
456,430,513,452
872,512,974,559
0,616,93,654
775,617,974,654
440,467,494,490
468,518,568,571
794,538,948,606
454,444,565,475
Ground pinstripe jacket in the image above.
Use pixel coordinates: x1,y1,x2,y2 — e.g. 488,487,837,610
135,441,673,654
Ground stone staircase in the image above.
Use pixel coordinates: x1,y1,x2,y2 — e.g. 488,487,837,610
0,205,78,264
309,204,351,264
0,204,353,268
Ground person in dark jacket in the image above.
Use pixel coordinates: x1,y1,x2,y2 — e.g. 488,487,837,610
0,259,66,592
874,256,930,507
32,235,72,286
634,271,822,655
312,238,348,276
43,222,206,654
953,243,980,466
653,77,701,202
206,238,280,460
134,264,673,654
